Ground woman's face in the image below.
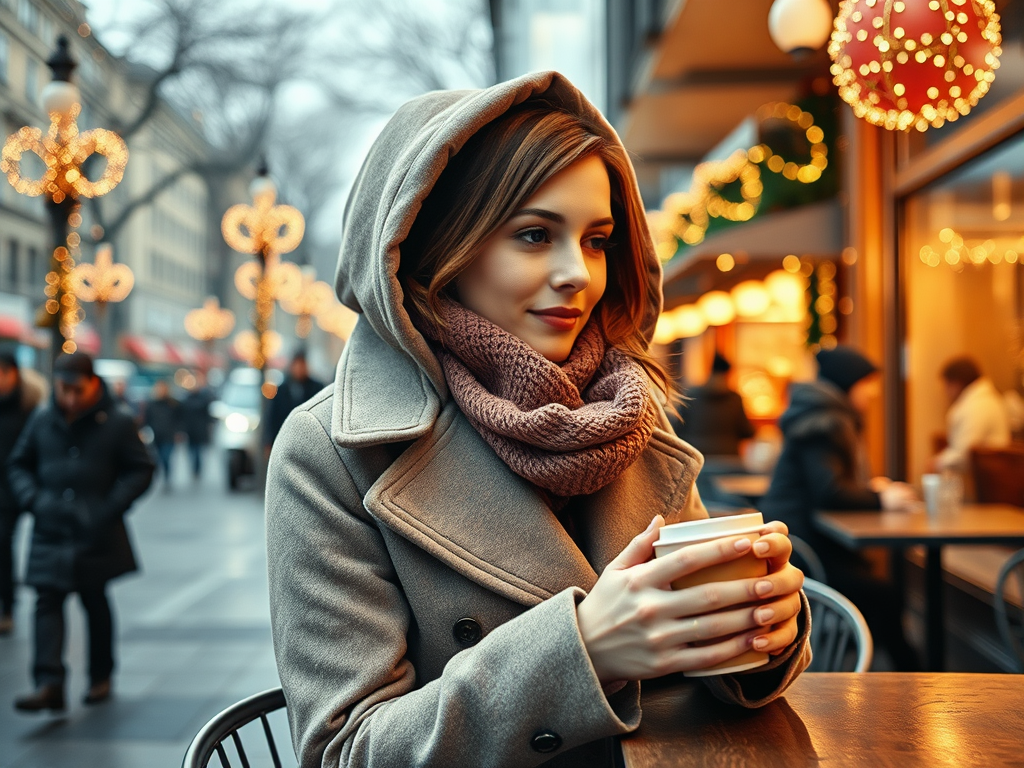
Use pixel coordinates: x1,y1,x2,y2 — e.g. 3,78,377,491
455,154,613,363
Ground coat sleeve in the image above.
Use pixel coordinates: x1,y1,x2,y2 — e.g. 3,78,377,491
266,410,639,768
102,413,155,519
6,408,44,513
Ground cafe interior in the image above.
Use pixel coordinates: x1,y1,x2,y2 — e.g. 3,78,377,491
625,0,1024,676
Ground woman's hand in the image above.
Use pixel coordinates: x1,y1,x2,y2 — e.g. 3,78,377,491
879,481,918,511
576,516,804,685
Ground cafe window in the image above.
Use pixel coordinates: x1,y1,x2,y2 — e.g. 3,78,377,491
902,130,1024,481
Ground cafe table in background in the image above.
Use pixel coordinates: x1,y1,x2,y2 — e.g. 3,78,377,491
620,673,1024,768
813,503,1024,670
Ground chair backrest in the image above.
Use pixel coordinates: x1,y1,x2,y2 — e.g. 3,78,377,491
803,578,873,672
182,687,291,768
788,535,827,584
970,445,1024,506
995,548,1024,673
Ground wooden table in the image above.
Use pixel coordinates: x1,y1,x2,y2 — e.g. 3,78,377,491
712,474,771,503
620,673,1024,768
814,504,1024,670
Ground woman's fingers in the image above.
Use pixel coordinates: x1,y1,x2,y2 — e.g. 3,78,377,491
753,615,800,655
752,531,793,574
659,562,805,617
658,630,762,675
637,534,753,589
607,515,664,570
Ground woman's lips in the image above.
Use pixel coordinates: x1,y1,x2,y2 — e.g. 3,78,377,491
528,307,582,331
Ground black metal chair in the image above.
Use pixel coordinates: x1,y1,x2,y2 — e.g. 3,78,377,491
803,578,873,672
995,548,1024,673
182,687,291,768
789,534,827,584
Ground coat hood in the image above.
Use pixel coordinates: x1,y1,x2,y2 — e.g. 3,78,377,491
331,71,663,448
779,380,860,441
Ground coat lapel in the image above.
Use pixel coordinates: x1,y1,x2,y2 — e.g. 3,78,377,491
363,403,705,607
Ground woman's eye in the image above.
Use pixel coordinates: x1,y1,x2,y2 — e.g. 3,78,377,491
585,235,612,251
516,227,549,245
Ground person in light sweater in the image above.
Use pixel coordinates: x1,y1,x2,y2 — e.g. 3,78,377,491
934,356,1011,473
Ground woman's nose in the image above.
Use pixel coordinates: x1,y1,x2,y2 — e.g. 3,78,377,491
549,242,592,293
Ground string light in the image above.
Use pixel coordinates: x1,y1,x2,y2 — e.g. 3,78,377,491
648,102,828,259
919,228,1021,268
828,0,1002,131
71,243,133,304
279,266,335,338
185,296,236,343
316,303,359,341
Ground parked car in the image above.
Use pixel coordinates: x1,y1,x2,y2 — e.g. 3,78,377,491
211,367,281,490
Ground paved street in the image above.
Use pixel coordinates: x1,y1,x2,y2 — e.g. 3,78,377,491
0,446,285,768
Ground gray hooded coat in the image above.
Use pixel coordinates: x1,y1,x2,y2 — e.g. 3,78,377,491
266,71,811,768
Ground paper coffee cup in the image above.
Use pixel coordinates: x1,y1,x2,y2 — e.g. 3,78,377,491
654,512,770,677
921,474,941,518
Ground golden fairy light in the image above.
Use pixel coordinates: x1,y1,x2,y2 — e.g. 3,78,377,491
0,36,128,355
71,243,134,305
647,102,827,260
919,227,1021,269
223,167,305,379
828,0,1002,132
279,266,335,338
185,296,236,343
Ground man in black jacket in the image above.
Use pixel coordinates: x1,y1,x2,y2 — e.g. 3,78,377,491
0,346,43,635
8,352,154,712
263,351,323,454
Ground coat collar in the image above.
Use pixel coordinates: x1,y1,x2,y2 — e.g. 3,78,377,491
362,402,704,607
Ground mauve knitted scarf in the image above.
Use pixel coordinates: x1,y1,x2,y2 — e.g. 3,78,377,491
420,299,658,499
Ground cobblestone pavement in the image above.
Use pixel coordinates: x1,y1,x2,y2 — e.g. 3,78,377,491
0,446,285,768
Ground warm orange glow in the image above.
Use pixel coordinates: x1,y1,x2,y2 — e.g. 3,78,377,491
71,243,133,304
697,291,736,327
185,296,236,342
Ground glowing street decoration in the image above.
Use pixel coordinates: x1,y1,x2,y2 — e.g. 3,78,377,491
71,243,133,305
828,0,1002,131
185,296,236,343
279,266,335,338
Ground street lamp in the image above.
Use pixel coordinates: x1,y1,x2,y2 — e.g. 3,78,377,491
185,296,236,368
222,163,304,388
279,266,334,338
0,35,128,358
70,243,133,354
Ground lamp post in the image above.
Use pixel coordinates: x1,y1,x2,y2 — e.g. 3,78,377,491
184,296,235,369
0,35,128,361
70,243,133,355
222,162,303,394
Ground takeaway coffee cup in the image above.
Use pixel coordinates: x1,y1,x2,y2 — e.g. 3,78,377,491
653,512,770,677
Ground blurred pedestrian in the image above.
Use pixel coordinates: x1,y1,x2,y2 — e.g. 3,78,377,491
8,352,154,711
672,352,755,458
144,380,181,489
931,356,1011,473
0,346,45,635
760,345,920,669
180,371,216,480
263,351,323,454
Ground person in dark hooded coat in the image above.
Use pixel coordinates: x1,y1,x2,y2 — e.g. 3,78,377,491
760,345,920,669
7,352,154,712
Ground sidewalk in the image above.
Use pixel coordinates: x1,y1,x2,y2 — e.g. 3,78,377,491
0,446,282,768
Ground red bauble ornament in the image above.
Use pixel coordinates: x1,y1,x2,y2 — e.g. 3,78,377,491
829,0,1001,131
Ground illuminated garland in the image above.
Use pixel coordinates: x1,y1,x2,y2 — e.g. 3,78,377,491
648,103,828,260
919,228,1022,269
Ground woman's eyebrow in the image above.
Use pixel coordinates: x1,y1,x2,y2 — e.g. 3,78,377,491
511,208,615,228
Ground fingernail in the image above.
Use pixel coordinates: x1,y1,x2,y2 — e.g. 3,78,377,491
754,541,770,555
755,580,773,596
753,637,769,650
756,607,775,624
644,516,658,533
734,538,752,552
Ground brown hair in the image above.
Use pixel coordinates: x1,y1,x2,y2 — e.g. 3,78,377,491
941,356,981,388
400,103,667,393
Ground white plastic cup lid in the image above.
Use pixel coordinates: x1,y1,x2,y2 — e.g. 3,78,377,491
654,512,765,546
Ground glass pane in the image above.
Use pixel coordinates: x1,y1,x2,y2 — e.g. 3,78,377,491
903,130,1024,481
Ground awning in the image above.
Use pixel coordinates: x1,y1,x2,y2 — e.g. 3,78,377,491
662,199,844,307
122,335,176,365
0,313,49,348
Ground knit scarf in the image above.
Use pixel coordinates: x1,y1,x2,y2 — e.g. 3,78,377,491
419,299,658,499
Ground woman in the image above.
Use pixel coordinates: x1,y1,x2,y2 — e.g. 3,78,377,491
267,72,810,768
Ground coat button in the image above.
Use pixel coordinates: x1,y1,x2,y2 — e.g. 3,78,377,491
452,618,482,646
68,447,80,458
530,731,562,753
62,488,75,501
